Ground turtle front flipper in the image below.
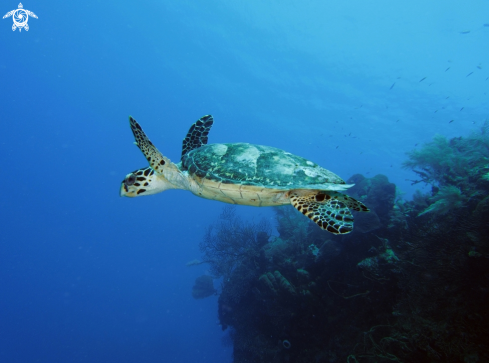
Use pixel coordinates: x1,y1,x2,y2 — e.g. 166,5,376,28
181,115,214,160
3,10,14,18
289,191,368,234
122,117,187,198
129,116,171,174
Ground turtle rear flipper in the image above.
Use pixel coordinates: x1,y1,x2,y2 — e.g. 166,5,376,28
290,191,368,234
181,115,214,160
335,192,370,212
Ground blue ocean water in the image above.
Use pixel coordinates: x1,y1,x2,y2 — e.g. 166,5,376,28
0,1,487,362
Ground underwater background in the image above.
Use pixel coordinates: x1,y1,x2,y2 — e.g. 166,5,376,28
1,1,488,362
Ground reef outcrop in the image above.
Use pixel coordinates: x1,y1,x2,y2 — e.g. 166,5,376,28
194,123,489,363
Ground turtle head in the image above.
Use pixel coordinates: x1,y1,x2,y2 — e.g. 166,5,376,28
120,166,176,197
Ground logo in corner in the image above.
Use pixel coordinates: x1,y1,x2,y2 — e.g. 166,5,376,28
3,3,37,32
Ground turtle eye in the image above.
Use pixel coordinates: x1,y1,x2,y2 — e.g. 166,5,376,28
125,173,137,186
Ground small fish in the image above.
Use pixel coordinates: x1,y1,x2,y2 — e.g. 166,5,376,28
449,120,454,123
419,77,427,82
484,23,489,27
445,67,450,72
335,146,339,149
466,72,473,77
477,65,482,70
396,119,399,122
348,132,351,136
445,96,450,99
460,107,464,111
415,143,418,146
389,82,396,90
434,110,438,113
460,30,471,34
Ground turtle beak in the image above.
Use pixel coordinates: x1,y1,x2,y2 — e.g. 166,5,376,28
120,181,129,197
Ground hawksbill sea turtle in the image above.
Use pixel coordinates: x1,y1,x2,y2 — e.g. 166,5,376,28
120,115,369,234
3,3,37,32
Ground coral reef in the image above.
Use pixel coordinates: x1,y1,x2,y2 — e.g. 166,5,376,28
258,270,297,296
346,173,396,231
199,205,271,281
192,125,489,362
198,206,271,305
417,185,466,216
403,121,489,217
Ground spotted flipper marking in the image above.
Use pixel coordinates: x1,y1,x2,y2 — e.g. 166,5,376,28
181,115,214,161
290,191,367,234
333,192,370,212
129,116,168,174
